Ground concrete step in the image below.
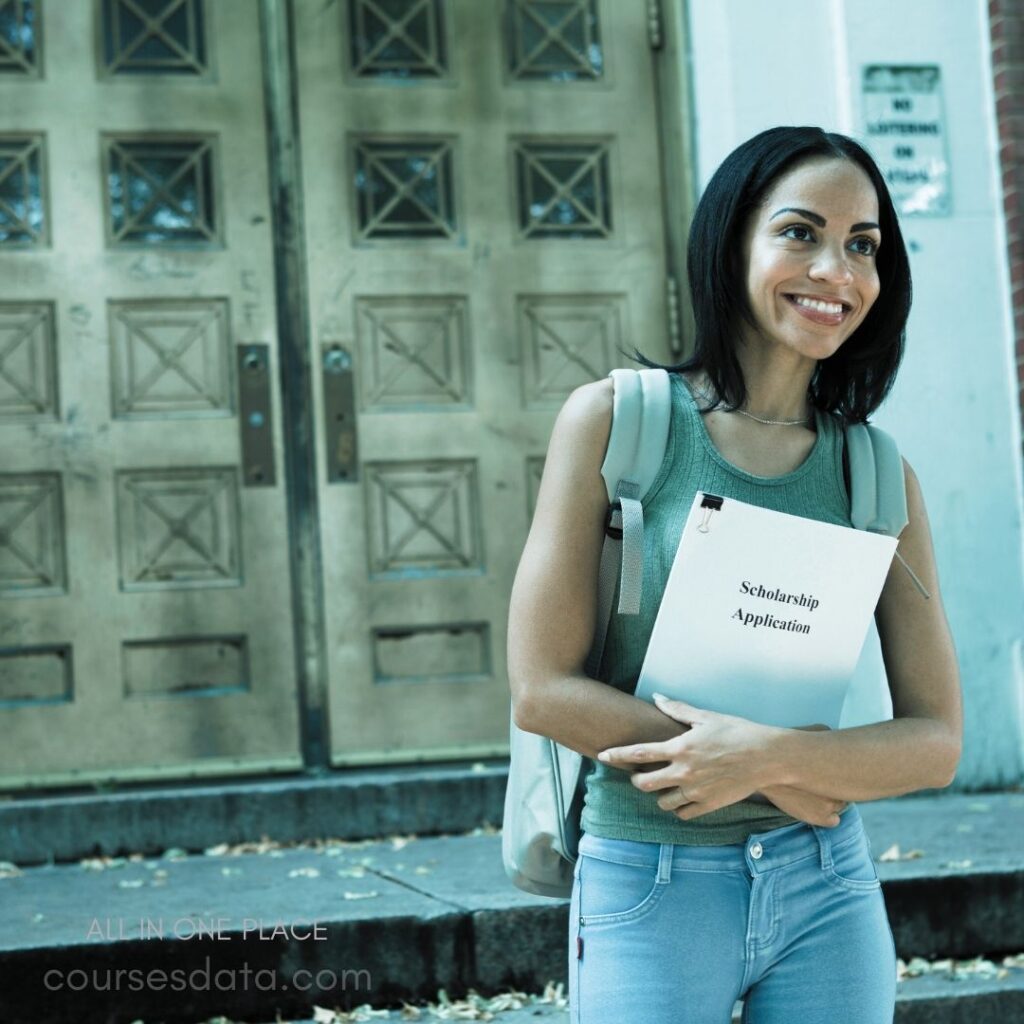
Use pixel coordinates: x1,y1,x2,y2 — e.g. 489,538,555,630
0,791,1022,1024
98,970,1024,1024
0,761,509,867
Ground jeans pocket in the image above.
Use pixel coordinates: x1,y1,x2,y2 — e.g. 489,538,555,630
823,830,881,892
578,854,668,925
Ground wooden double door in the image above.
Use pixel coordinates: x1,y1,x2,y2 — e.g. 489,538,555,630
0,0,690,788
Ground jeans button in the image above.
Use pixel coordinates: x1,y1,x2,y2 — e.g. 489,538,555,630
749,842,763,859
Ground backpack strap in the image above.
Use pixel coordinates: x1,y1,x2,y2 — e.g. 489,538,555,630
584,368,671,680
600,368,672,612
844,421,930,597
844,422,908,537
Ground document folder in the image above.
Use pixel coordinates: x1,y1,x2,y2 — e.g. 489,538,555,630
634,492,898,729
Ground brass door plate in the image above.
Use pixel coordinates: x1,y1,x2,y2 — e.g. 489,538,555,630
237,344,276,487
323,344,358,483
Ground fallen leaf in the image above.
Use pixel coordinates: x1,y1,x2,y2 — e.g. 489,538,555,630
877,844,924,862
312,1002,392,1021
540,980,569,1007
465,823,500,837
337,866,367,878
896,954,1021,983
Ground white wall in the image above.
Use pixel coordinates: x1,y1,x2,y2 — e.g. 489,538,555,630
686,0,1024,787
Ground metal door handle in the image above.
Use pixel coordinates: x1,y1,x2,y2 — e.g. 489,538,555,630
322,344,358,483
237,343,276,487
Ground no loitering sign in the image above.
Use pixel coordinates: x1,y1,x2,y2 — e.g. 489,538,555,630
862,65,951,216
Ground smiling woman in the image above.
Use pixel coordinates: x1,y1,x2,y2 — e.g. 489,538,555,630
646,126,913,429
740,160,882,365
506,127,960,1024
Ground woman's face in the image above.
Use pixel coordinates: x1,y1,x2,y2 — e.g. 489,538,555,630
739,157,882,366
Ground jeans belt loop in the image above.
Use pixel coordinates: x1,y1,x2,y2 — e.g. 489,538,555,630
657,843,673,883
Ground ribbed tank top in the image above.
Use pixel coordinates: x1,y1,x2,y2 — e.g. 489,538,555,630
580,371,853,845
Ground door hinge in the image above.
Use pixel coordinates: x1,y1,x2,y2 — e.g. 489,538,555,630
666,274,682,355
647,0,664,50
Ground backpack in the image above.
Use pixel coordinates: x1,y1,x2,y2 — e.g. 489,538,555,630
501,367,910,899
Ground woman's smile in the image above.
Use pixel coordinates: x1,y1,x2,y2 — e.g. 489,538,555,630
783,292,852,326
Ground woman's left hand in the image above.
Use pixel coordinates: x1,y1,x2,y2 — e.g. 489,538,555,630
596,693,779,819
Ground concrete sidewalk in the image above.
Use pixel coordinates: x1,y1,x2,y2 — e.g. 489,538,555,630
0,791,1022,1023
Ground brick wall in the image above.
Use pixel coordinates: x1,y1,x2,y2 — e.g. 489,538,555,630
991,0,1024,440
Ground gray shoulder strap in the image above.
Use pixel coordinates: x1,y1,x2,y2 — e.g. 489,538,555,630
599,367,671,614
585,369,671,680
600,368,672,503
845,421,908,537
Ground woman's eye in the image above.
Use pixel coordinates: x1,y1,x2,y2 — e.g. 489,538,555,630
782,225,813,241
849,236,879,256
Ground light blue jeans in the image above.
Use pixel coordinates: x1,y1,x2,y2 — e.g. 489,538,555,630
568,804,896,1023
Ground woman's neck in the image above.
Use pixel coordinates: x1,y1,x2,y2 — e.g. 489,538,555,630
730,344,816,423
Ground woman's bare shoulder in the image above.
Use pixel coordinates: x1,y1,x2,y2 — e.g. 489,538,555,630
562,377,614,424
555,377,614,454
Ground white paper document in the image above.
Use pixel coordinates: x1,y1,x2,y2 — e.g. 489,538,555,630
634,492,898,729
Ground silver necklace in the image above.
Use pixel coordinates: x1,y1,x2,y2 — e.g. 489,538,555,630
734,407,811,427
690,378,811,427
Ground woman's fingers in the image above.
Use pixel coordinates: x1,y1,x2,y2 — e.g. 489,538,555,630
597,739,679,765
651,693,706,725
656,787,693,811
628,766,682,793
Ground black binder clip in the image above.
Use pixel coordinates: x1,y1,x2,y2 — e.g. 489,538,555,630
698,493,724,533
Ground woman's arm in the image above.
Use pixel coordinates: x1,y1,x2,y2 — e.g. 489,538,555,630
597,458,962,818
509,378,845,826
756,457,963,801
509,377,694,753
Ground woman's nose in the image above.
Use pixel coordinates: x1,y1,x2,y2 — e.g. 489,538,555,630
809,246,854,284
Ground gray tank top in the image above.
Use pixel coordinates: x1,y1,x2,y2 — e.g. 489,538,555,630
580,372,852,845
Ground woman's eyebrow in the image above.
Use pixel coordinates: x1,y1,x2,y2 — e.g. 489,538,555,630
770,206,825,226
769,207,880,233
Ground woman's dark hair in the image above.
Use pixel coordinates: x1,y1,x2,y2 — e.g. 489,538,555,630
627,126,912,425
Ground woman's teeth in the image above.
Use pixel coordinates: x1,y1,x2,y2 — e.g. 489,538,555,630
791,295,844,315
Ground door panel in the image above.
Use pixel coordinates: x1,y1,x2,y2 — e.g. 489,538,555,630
294,0,675,763
0,0,300,788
